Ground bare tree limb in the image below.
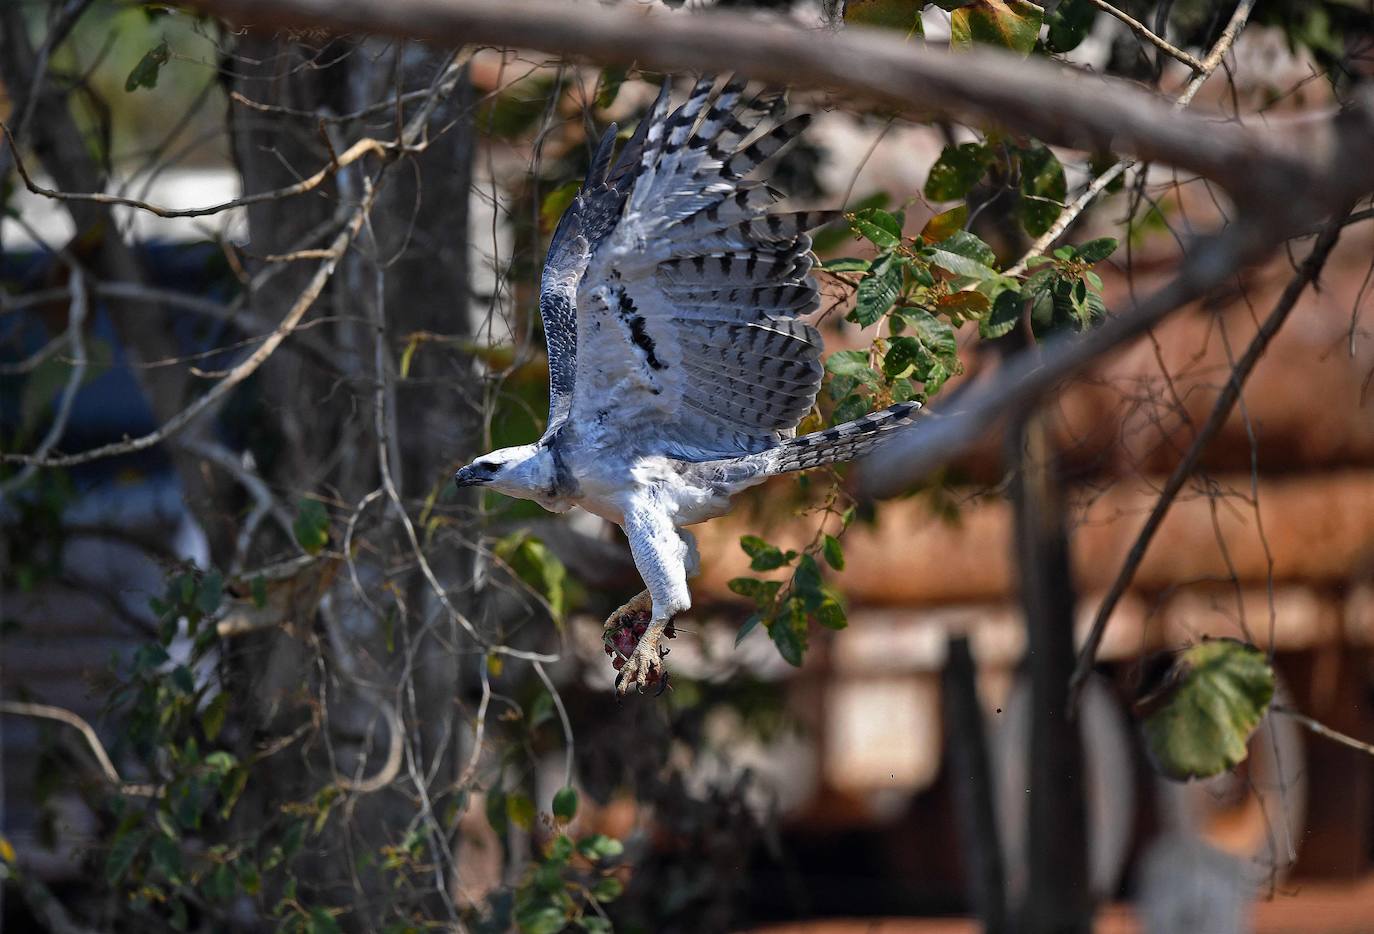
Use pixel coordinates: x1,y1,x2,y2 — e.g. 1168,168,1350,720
185,0,1374,219
1065,207,1353,709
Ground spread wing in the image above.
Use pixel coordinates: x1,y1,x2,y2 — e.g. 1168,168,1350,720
539,84,666,432
540,77,836,460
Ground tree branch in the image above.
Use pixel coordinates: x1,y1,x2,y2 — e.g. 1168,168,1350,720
859,223,1260,496
0,701,158,797
1007,0,1256,277
1083,0,1204,72
1065,206,1353,709
0,189,376,469
1274,704,1374,759
185,0,1374,220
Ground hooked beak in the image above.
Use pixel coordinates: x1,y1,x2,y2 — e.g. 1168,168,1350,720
453,465,491,488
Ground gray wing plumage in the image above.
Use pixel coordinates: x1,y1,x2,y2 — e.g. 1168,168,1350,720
539,83,668,431
538,76,837,460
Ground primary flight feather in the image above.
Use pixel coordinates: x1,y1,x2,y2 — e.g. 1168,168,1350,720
455,77,920,693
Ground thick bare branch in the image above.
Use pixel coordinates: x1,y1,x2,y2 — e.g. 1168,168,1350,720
186,0,1374,221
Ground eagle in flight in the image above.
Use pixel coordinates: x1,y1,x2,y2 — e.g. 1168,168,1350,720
455,77,919,693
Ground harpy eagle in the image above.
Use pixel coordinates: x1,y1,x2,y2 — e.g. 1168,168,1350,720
455,77,920,692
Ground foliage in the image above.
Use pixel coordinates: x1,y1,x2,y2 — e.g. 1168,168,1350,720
1139,639,1276,781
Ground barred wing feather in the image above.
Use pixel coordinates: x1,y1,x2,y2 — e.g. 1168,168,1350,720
562,77,837,460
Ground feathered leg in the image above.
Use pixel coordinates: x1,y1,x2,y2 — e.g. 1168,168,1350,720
612,498,691,694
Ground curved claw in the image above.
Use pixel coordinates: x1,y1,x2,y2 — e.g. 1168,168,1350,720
615,635,666,696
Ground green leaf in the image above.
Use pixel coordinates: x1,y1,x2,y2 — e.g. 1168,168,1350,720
928,230,999,280
577,834,624,862
822,534,845,571
821,257,872,273
485,789,507,836
250,575,267,609
197,570,223,616
728,577,782,607
591,875,624,902
201,692,228,741
150,835,182,882
293,499,331,555
885,313,959,391
831,393,872,425
980,288,1023,339
1018,143,1067,238
507,793,536,831
125,39,170,92
579,917,613,933
846,0,925,34
824,349,879,386
920,204,968,242
936,289,991,324
852,254,902,327
739,535,794,571
552,786,578,822
1046,0,1096,53
548,834,574,862
540,180,580,235
924,143,989,201
494,532,568,621
106,829,146,883
1077,237,1119,263
815,592,848,630
1141,639,1275,782
768,599,808,667
939,229,998,267
595,66,626,109
735,612,763,646
516,905,568,934
950,0,1044,56
306,908,342,934
849,208,903,250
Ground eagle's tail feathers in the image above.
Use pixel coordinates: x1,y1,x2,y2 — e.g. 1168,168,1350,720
767,402,922,475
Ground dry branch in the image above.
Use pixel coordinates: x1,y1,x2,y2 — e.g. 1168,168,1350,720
187,0,1374,218
1065,207,1355,709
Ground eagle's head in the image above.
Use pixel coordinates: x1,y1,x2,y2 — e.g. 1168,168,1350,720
453,444,561,507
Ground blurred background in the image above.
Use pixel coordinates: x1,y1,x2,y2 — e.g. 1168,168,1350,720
3,1,1374,932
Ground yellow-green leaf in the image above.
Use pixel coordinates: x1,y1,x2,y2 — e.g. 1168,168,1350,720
950,0,1044,57
540,180,580,235
846,0,925,36
920,204,968,242
1141,639,1275,781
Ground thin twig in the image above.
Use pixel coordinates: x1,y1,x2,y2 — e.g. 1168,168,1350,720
1,122,394,219
0,269,87,498
0,188,376,469
1007,0,1257,277
0,701,158,797
1066,206,1352,710
1084,0,1204,72
1274,704,1374,759
533,660,575,791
